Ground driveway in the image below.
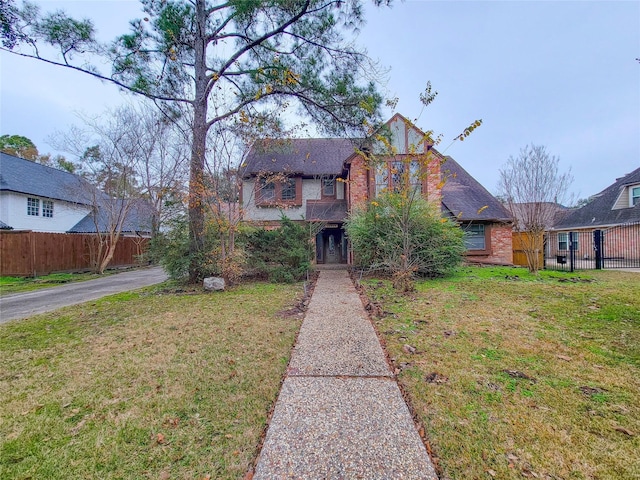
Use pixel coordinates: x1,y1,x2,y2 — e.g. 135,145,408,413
0,267,169,324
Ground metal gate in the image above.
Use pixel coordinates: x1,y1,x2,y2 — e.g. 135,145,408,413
544,222,640,271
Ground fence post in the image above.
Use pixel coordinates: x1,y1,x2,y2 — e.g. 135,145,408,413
594,229,603,270
569,231,576,273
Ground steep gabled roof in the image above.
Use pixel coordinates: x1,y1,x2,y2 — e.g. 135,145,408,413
241,138,358,177
441,156,511,222
553,167,640,229
0,152,91,204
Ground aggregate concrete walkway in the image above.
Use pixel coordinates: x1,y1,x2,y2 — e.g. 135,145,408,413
253,270,438,479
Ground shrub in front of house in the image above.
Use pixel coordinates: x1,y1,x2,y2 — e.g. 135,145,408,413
244,215,312,283
345,192,465,287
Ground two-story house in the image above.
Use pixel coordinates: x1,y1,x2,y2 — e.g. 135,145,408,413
240,114,513,266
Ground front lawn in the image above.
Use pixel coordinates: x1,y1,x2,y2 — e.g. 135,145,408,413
0,272,112,296
0,282,304,479
363,266,640,479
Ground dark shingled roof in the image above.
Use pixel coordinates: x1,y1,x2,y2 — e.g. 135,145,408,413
441,156,511,222
0,220,13,230
241,138,358,177
553,167,640,229
0,151,91,204
306,201,348,222
68,199,153,234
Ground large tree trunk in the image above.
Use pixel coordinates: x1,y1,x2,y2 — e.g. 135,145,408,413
188,0,209,283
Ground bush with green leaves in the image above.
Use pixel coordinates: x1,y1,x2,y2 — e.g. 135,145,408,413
244,215,311,283
150,216,223,282
345,192,465,288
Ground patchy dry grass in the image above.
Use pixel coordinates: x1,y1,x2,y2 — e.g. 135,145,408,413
0,272,113,296
0,282,304,479
363,266,640,480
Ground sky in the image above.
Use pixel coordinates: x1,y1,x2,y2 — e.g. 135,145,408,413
1,0,639,201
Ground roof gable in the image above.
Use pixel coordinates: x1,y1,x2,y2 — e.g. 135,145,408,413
371,113,434,156
440,156,511,222
553,167,640,228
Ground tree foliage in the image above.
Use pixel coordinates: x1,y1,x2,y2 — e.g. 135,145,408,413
245,215,312,283
0,134,39,160
346,193,465,290
4,0,389,282
498,144,574,273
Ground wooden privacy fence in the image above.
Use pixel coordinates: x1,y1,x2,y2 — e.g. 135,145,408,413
0,231,148,276
512,231,544,268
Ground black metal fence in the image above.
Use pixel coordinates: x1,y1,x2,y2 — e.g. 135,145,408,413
544,222,640,271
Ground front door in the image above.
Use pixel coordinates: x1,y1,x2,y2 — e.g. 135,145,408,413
325,232,339,263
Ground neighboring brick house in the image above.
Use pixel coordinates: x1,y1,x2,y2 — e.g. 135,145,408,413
549,167,640,263
240,114,513,265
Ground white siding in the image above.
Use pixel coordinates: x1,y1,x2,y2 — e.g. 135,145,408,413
0,191,90,232
242,178,322,221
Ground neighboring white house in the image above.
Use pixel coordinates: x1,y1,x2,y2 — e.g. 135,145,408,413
0,152,91,232
0,152,153,235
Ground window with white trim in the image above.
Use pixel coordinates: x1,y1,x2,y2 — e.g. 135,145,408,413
42,200,54,218
558,233,568,251
27,197,39,216
631,186,640,207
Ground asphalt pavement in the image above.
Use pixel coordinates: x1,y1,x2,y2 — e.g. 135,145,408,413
0,266,168,324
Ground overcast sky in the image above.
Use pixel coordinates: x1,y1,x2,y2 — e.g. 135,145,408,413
1,0,638,201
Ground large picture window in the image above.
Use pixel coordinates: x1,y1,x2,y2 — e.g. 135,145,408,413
374,160,422,195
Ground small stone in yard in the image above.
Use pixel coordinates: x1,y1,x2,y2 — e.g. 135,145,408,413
203,277,225,291
556,355,572,361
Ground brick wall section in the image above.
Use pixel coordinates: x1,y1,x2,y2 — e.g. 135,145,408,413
348,155,370,209
425,155,442,204
466,224,513,265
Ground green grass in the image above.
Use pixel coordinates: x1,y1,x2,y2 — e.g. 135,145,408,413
0,282,304,479
0,272,111,296
363,266,640,480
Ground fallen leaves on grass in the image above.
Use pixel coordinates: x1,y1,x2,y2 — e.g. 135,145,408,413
425,372,449,384
503,369,536,382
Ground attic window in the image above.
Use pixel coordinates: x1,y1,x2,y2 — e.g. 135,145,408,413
631,186,640,207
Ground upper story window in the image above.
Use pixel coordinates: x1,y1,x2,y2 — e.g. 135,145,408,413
27,197,39,216
322,178,335,197
42,200,54,218
631,186,640,207
256,176,301,206
281,178,296,201
375,160,422,196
